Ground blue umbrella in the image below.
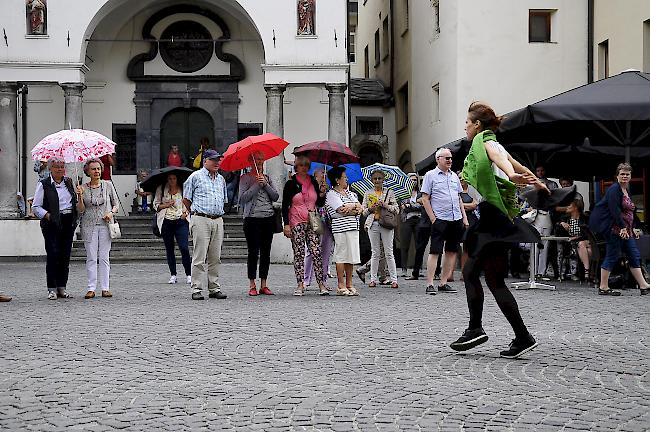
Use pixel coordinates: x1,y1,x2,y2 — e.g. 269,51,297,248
308,162,363,186
351,163,413,201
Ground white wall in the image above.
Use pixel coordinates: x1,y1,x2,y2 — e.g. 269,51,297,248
0,220,45,257
593,0,650,77
410,0,588,168
0,0,348,83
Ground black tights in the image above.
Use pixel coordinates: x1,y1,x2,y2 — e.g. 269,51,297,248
463,242,529,339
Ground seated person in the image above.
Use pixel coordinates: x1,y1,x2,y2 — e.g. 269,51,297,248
135,169,153,213
556,199,591,281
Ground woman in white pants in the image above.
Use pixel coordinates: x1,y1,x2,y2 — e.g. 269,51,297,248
76,158,119,299
362,170,400,288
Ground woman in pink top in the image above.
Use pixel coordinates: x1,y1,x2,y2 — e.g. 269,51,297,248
282,155,329,296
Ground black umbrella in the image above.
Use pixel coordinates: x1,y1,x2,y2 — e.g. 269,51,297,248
415,138,471,175
139,166,194,193
498,70,650,162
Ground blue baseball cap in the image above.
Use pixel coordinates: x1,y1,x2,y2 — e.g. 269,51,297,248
203,149,223,160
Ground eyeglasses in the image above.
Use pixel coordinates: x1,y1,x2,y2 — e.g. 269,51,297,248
371,177,383,181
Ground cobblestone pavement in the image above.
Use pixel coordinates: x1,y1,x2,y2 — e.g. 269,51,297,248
1,261,649,431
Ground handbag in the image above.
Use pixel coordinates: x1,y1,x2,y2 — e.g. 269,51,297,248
308,209,324,235
273,207,283,234
108,217,122,239
152,213,161,237
378,192,399,229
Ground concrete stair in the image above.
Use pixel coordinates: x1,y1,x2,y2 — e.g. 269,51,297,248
71,214,247,262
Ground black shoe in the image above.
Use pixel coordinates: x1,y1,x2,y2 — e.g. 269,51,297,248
450,327,489,351
356,268,366,283
499,335,538,359
192,292,205,300
438,284,457,293
598,288,622,296
641,288,650,296
208,291,227,299
405,275,419,280
425,285,438,295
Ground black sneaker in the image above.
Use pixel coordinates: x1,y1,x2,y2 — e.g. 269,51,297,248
356,268,366,283
208,291,227,299
425,285,438,295
438,284,457,293
450,327,489,351
499,335,538,359
191,292,204,300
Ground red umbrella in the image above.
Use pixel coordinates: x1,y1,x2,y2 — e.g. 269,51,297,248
220,133,289,172
293,140,359,165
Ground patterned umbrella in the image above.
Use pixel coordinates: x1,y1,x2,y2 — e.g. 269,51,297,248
220,133,289,172
31,129,116,163
293,140,359,165
350,163,413,201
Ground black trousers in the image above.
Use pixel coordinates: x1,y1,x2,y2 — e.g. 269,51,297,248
243,216,275,280
463,241,529,339
412,225,431,276
400,216,420,270
42,214,75,291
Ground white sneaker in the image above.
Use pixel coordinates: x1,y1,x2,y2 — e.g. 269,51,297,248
47,291,57,300
186,275,192,284
168,275,177,284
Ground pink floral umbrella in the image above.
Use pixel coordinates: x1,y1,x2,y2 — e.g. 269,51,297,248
31,129,116,163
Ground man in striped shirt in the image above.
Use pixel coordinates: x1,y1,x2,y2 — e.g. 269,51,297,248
183,150,228,300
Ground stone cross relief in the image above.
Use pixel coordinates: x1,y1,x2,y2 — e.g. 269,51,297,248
297,0,315,36
26,0,47,35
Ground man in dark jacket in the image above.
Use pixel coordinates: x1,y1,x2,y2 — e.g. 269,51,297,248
32,157,78,300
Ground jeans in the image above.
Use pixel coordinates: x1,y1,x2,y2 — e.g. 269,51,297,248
84,224,112,292
161,218,191,277
42,214,75,291
463,241,529,339
601,234,641,271
368,221,397,283
243,216,275,280
400,216,419,270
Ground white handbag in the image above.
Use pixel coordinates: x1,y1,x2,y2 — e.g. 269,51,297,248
108,217,121,239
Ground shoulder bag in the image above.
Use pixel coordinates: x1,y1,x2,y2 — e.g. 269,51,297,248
108,216,122,239
378,191,399,229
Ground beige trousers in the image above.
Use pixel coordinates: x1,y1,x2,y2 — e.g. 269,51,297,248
190,215,224,294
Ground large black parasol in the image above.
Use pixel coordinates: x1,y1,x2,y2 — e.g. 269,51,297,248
498,70,650,162
139,166,194,193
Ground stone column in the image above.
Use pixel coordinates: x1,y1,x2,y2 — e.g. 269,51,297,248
326,83,347,145
264,85,287,197
60,83,85,129
0,82,19,219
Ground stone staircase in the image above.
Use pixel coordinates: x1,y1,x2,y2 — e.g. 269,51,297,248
71,214,248,262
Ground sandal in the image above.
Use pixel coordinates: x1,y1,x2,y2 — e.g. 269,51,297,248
598,287,622,296
318,287,330,296
336,287,352,296
293,287,304,296
368,281,377,288
346,287,360,296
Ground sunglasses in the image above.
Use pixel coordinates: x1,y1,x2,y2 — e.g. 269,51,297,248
438,156,452,161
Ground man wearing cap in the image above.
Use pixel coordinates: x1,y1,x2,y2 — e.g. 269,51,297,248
183,149,229,300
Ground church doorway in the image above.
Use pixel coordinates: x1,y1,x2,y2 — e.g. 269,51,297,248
160,108,214,168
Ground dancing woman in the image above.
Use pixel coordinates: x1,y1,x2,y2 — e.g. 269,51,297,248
450,102,548,359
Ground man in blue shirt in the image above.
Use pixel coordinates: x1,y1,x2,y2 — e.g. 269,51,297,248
183,150,228,300
421,148,468,295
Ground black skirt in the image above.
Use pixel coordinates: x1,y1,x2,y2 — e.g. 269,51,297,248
465,202,541,258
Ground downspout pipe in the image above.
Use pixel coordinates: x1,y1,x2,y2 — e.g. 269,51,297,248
587,0,594,83
18,84,28,200
388,0,395,93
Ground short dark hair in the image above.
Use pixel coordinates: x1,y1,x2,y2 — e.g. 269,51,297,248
328,166,346,185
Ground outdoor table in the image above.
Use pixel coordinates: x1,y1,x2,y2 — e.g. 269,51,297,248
511,235,571,291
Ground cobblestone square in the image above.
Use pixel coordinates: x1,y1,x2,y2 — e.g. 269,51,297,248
1,261,649,431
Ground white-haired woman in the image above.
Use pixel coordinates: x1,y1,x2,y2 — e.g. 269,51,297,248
32,156,78,300
76,158,119,299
